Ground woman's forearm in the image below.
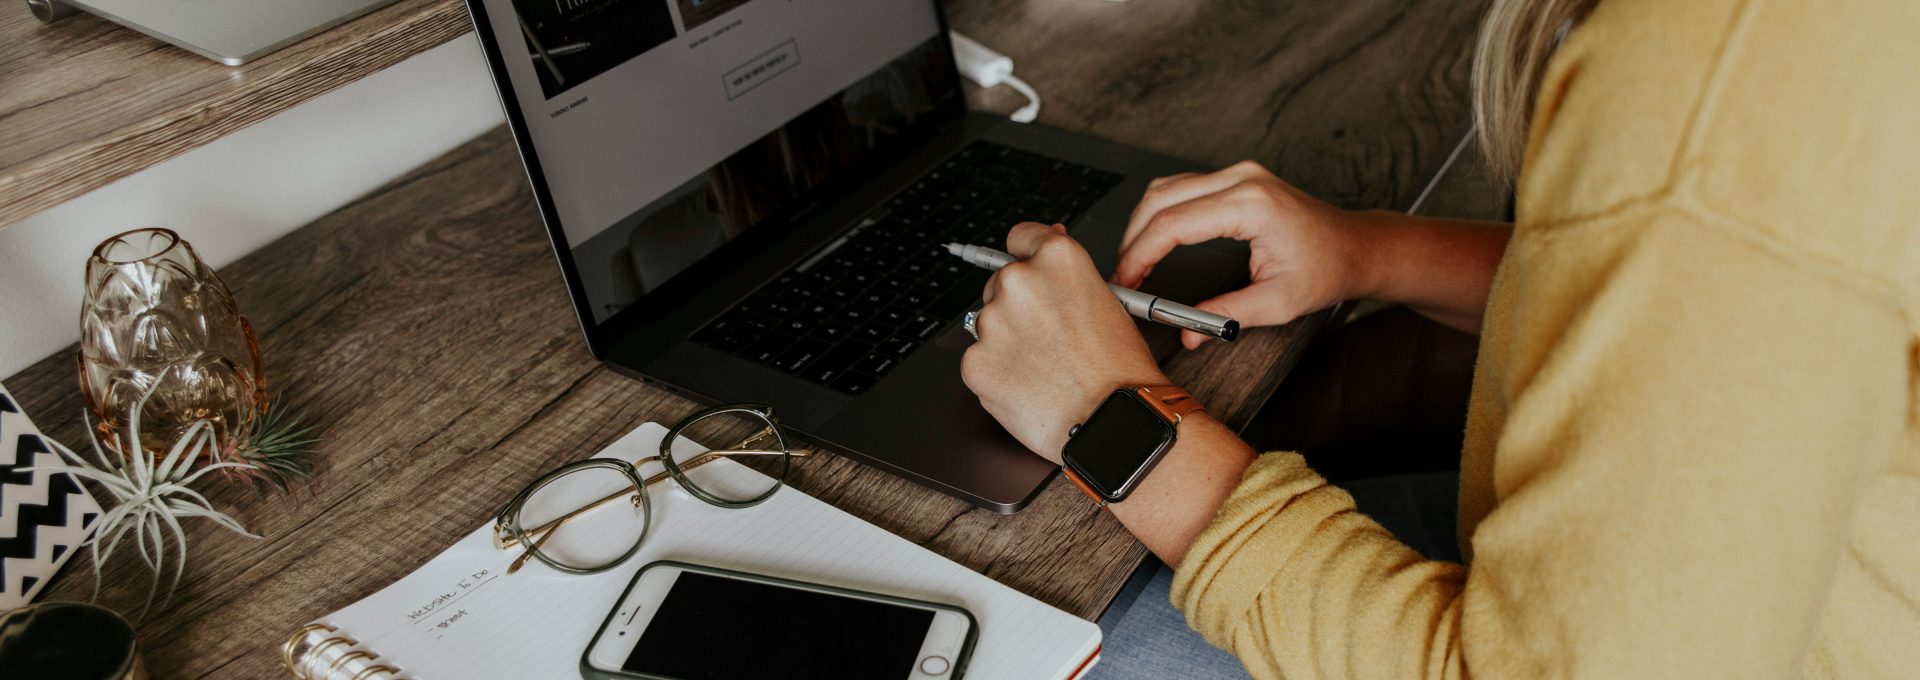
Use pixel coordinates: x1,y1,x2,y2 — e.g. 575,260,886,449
1345,211,1512,334
1107,415,1258,567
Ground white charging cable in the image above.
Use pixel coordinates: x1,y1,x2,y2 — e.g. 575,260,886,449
950,31,1040,123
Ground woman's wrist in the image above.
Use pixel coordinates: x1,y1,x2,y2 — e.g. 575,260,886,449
1333,212,1513,333
1107,412,1257,566
1335,208,1406,303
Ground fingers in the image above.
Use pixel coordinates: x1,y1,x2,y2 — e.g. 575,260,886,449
1112,190,1255,288
1005,222,1071,260
1122,161,1269,253
980,222,1067,307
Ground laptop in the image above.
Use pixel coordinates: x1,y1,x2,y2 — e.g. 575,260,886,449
49,0,399,65
462,0,1250,512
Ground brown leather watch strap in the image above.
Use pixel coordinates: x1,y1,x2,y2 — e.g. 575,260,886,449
1062,466,1109,508
1134,385,1204,424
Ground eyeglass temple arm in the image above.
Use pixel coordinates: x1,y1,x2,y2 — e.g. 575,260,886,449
494,448,809,551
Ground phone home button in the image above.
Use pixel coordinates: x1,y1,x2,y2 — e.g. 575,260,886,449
919,656,951,675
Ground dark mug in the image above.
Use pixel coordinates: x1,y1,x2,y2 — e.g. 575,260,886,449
0,602,146,679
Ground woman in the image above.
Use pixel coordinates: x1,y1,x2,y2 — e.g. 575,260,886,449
960,0,1919,677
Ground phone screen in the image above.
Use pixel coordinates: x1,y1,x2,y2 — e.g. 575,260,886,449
621,571,936,679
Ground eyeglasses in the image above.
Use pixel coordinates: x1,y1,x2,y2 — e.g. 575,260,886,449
491,404,809,575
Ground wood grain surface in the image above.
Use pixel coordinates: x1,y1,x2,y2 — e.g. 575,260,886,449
8,1,1491,676
0,0,470,228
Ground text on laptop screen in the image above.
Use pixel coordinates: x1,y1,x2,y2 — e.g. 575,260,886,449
477,0,952,322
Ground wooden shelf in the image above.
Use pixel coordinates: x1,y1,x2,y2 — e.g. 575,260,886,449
0,0,471,227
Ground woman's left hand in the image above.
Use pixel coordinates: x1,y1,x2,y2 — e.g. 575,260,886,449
960,223,1170,463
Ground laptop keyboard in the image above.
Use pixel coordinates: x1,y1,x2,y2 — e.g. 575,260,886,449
692,140,1124,395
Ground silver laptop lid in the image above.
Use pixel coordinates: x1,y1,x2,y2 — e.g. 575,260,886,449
61,0,400,65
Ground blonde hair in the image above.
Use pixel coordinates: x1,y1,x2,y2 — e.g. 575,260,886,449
1472,0,1598,184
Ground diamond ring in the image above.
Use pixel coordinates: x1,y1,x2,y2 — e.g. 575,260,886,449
962,310,980,340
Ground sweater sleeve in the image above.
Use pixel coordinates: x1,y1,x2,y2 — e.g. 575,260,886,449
1168,210,1908,679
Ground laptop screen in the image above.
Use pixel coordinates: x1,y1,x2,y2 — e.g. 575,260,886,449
470,0,959,326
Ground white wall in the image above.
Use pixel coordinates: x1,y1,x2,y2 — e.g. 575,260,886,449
0,35,505,379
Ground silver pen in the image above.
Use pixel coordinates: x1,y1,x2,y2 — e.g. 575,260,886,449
944,242,1240,342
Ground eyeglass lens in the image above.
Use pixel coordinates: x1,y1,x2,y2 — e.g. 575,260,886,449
517,464,649,572
660,409,788,508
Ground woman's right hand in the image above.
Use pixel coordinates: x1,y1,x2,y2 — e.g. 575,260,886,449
1114,161,1377,349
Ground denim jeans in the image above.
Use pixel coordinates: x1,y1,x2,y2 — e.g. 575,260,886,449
1087,472,1462,680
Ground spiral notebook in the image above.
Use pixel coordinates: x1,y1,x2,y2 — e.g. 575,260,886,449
282,422,1102,679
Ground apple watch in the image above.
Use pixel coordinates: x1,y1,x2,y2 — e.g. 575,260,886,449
1060,385,1205,506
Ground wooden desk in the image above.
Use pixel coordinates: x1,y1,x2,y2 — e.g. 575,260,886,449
6,1,1489,675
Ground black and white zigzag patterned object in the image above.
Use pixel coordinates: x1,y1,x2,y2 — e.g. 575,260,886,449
0,382,102,610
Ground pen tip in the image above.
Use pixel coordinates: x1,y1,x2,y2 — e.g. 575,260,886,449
943,242,964,255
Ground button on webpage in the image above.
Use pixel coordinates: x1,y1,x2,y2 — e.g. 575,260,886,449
724,39,801,100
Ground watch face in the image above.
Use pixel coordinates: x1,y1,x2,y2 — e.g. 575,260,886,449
1063,390,1176,501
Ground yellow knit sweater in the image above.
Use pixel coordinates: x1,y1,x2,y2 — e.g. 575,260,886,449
1169,0,1920,677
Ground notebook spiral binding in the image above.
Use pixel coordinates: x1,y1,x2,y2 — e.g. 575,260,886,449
283,622,404,679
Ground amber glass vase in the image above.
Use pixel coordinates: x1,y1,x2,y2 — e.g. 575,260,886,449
78,228,265,462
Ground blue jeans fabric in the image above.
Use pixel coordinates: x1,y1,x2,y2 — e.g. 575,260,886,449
1087,472,1461,680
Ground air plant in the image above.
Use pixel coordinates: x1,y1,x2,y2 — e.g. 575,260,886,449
27,381,263,620
225,398,320,491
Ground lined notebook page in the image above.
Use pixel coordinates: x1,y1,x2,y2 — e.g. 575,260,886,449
311,423,1100,679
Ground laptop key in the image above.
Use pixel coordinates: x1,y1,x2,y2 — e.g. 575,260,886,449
744,333,797,364
738,314,777,334
813,321,854,342
853,324,889,343
787,285,821,301
780,317,816,336
878,337,917,358
934,261,970,279
843,271,881,291
875,306,915,329
831,371,880,396
855,353,898,376
800,301,836,318
763,297,799,318
847,241,881,259
773,339,832,373
837,307,875,325
877,275,914,294
907,314,945,340
899,290,934,309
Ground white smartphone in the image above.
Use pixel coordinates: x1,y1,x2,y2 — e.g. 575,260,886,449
582,561,978,680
